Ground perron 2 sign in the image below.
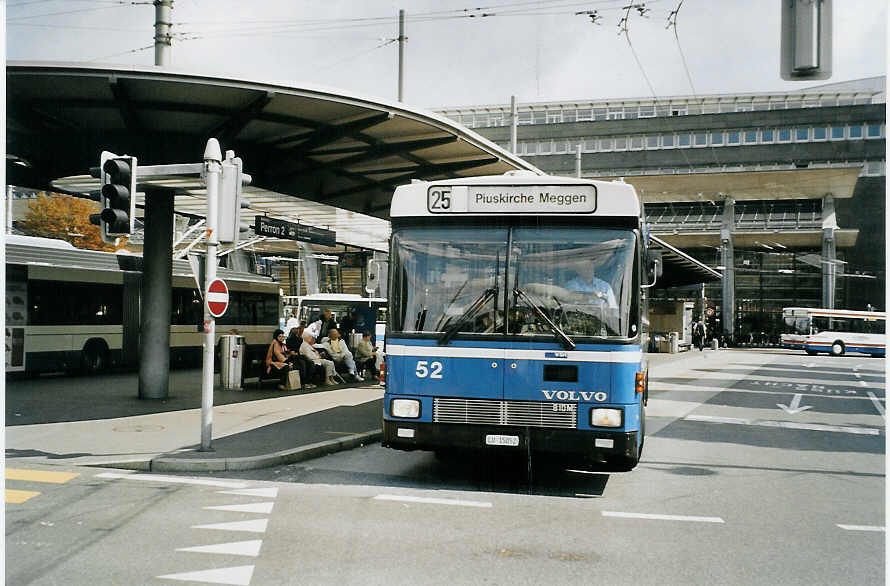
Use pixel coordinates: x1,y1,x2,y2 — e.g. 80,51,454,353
254,216,336,246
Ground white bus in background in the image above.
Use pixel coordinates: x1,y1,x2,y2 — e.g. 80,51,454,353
6,234,280,375
281,293,388,346
781,307,886,357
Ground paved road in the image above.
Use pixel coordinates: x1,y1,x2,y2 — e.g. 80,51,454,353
6,349,884,585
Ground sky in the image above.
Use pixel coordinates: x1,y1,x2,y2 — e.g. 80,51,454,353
5,0,888,109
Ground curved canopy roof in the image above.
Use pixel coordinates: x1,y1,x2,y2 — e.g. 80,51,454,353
6,62,539,223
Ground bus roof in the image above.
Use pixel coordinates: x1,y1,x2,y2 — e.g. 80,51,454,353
783,307,886,319
390,171,641,219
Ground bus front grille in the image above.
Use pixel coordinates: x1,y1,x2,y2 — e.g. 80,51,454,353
433,398,577,429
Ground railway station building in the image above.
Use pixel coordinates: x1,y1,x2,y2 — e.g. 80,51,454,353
437,77,886,342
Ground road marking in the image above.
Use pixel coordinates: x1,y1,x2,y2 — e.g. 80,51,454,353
218,488,278,498
373,494,493,508
94,472,248,489
776,393,812,414
866,392,885,419
192,519,269,533
602,511,725,524
837,524,885,532
157,564,254,585
859,380,867,387
176,540,263,557
855,373,862,378
685,414,881,436
204,502,275,514
7,468,79,484
6,489,41,504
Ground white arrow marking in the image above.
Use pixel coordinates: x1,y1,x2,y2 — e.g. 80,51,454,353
777,393,812,414
867,392,886,419
204,502,274,514
176,540,262,557
192,519,268,533
157,565,254,585
373,494,492,508
837,524,885,532
686,414,880,435
217,488,278,498
94,472,247,489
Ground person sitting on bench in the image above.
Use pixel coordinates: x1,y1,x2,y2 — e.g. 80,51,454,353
316,328,362,382
264,329,291,391
299,330,337,386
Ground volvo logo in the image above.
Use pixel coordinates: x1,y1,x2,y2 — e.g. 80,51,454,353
541,390,607,402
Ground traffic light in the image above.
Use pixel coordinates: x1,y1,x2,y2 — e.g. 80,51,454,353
218,152,251,244
90,151,137,241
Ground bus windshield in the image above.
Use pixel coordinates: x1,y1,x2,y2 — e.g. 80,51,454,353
391,225,637,340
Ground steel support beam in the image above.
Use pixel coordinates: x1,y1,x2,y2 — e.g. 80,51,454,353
721,197,736,342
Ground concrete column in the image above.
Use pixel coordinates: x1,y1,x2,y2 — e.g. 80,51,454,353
821,194,837,309
138,188,174,399
720,197,735,342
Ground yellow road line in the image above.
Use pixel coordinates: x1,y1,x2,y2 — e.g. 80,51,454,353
6,489,41,504
6,468,80,484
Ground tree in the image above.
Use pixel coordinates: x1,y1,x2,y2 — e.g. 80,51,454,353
20,192,123,251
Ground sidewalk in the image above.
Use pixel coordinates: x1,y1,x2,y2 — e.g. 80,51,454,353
6,348,726,473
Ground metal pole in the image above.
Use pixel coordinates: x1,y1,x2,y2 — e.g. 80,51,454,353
6,185,13,233
154,0,173,66
510,95,518,154
200,138,222,451
575,144,582,178
398,9,405,101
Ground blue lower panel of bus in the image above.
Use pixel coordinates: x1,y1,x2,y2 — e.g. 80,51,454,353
806,343,885,356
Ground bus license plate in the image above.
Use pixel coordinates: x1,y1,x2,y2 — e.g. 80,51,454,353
485,434,520,446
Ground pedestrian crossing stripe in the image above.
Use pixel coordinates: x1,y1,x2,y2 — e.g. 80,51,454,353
6,489,41,504
6,468,80,484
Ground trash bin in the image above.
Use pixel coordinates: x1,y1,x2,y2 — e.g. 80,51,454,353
220,334,245,390
711,338,719,350
669,332,679,354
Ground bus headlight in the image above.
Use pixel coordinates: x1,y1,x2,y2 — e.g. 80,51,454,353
591,408,622,428
391,398,421,418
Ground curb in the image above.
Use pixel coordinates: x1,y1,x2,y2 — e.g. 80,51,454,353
140,429,382,473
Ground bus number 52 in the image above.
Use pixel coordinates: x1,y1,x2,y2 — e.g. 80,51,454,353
429,189,451,211
415,360,443,379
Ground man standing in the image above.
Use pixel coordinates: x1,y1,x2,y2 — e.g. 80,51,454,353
317,328,363,382
318,308,337,341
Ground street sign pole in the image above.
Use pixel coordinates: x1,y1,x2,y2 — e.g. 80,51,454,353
200,138,222,451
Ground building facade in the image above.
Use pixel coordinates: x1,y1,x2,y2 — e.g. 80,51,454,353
438,78,886,342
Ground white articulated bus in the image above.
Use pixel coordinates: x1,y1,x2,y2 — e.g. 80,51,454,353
781,307,886,357
6,235,279,375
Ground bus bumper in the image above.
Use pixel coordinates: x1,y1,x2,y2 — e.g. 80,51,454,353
382,421,638,462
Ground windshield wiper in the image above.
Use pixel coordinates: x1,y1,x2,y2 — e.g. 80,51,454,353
437,287,497,345
513,287,575,350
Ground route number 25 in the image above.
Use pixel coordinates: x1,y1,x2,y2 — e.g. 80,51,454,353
415,360,443,379
429,189,451,211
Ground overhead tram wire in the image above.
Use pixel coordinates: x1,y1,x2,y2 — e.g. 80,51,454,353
6,2,151,21
87,43,154,62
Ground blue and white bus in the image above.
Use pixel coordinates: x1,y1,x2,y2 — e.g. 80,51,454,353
781,307,886,357
381,171,656,470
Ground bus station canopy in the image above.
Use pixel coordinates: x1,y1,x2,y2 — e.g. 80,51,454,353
7,61,539,251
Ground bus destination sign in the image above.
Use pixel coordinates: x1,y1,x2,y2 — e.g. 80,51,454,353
427,185,597,214
254,216,336,246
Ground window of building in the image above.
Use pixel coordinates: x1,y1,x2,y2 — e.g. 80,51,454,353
593,107,608,121
854,97,872,105
598,137,613,151
711,131,724,145
662,134,675,147
795,128,809,141
533,111,547,124
702,104,719,114
727,131,741,144
837,97,853,106
830,126,845,140
802,99,819,108
554,141,567,153
720,103,736,113
490,114,505,127
735,104,752,113
786,100,802,109
671,107,687,116
576,108,592,122
848,125,863,139
687,105,702,115
624,107,639,119
820,98,837,107
778,128,792,142
744,130,757,144
655,105,670,117
584,138,597,152
761,129,774,143
562,109,576,123
518,111,532,125
866,124,882,138
547,112,563,124
694,133,708,146
752,101,769,111
630,136,644,150
538,140,552,154
525,142,536,155
475,114,489,127
639,106,655,118
813,127,827,141
678,134,691,147
647,136,659,148
608,108,624,120
614,137,627,150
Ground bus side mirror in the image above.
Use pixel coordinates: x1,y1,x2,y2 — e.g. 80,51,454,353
643,251,662,289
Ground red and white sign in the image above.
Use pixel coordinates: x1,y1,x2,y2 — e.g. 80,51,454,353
206,278,229,318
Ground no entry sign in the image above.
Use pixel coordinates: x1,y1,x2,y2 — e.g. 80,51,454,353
206,278,229,318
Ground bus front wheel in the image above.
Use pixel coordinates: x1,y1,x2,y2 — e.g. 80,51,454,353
830,341,845,357
81,341,109,375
